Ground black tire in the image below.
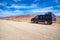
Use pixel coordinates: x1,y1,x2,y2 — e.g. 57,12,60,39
31,20,35,23
48,21,52,25
36,21,38,23
44,21,52,25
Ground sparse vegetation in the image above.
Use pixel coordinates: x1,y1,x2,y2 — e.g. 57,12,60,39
56,17,60,24
0,15,60,26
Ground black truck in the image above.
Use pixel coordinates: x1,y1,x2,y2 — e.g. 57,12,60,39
31,12,56,25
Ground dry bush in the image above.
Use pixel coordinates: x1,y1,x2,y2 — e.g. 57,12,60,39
56,17,60,24
9,18,31,22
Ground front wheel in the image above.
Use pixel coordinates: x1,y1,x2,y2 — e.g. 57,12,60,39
36,21,38,23
31,20,35,23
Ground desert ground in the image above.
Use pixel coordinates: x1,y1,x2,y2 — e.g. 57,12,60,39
0,19,60,40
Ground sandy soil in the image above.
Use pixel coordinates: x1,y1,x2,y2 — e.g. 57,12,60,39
0,20,60,40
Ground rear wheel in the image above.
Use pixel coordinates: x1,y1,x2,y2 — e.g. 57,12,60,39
44,21,48,25
44,21,52,25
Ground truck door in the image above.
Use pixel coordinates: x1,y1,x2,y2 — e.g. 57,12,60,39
38,15,43,22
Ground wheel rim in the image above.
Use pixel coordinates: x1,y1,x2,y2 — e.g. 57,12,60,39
45,21,48,24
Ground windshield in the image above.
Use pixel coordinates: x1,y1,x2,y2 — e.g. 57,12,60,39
34,16,38,18
52,14,56,18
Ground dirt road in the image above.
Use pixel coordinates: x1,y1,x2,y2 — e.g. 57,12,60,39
0,20,60,40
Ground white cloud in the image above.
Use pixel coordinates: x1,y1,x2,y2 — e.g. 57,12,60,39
12,10,23,14
7,4,38,9
0,9,3,12
28,6,53,13
0,9,24,17
55,13,60,15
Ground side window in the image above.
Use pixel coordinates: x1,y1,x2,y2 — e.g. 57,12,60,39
42,16,44,18
45,14,51,18
52,14,56,18
39,16,42,19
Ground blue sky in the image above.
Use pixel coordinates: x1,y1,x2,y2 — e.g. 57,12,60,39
0,0,60,17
